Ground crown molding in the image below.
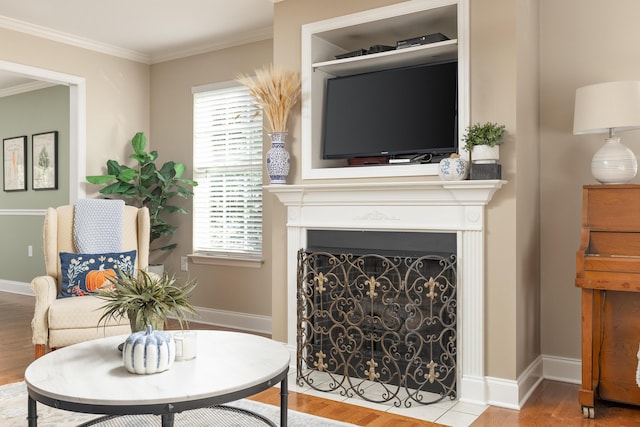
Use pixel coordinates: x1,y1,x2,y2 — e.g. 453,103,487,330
0,80,57,98
150,25,273,64
0,15,151,64
0,14,274,65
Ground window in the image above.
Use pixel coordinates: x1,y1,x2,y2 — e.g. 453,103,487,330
192,81,263,262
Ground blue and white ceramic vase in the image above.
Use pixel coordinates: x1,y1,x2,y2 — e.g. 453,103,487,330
266,132,290,184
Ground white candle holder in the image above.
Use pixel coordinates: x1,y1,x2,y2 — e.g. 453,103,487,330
174,330,197,361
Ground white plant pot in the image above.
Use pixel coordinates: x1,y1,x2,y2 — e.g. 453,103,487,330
147,264,165,276
471,145,499,164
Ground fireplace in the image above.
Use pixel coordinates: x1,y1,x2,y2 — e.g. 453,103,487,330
297,230,458,406
267,180,504,405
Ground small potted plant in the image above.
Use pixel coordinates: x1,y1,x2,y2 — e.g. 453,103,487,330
462,122,506,164
86,132,198,254
97,269,198,332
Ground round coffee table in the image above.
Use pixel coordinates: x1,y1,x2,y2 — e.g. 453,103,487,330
24,330,290,427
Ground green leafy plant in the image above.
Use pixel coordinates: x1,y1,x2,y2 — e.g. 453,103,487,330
462,122,506,152
86,132,197,252
97,269,198,332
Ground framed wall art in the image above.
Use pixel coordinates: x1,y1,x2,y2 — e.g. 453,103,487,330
3,135,27,192
32,131,58,190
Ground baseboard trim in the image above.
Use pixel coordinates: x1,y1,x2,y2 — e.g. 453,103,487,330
190,306,272,336
0,280,33,296
0,280,272,335
485,354,581,409
485,356,543,410
485,376,520,409
542,354,581,384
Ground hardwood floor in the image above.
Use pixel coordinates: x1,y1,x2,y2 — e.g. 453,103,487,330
0,291,33,385
3,291,640,426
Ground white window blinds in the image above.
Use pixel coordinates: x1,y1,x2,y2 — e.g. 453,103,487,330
192,82,263,258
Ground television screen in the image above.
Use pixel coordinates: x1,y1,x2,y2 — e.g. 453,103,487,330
322,60,458,161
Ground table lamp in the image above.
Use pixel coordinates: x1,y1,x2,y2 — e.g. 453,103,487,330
573,80,640,184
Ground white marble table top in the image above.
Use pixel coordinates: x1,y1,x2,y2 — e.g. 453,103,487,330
25,330,290,407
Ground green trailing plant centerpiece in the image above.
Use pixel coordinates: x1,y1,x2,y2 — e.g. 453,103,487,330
97,269,198,332
86,132,197,252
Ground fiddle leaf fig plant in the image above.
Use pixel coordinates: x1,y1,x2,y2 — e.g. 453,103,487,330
87,132,197,252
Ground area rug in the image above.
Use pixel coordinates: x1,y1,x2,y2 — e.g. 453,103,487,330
0,381,357,426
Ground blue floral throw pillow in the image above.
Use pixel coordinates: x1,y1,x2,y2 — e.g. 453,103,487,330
58,250,137,298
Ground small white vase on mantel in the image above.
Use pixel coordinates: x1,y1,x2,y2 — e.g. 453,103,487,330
471,145,499,164
266,132,290,184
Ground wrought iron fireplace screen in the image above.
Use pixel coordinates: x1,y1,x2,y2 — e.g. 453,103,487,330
296,249,457,407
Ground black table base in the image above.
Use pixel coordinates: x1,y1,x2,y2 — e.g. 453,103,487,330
27,370,289,427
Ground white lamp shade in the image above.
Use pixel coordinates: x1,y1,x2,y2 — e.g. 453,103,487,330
574,81,640,135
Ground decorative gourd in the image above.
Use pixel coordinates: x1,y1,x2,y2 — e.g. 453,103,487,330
85,266,115,291
122,325,175,374
438,153,469,181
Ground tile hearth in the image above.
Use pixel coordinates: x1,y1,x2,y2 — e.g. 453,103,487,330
283,369,487,426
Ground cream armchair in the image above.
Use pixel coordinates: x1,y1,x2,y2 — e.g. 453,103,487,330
31,205,150,359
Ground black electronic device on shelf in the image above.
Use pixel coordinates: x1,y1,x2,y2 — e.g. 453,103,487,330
321,59,458,162
335,49,368,60
335,44,395,60
396,32,449,49
366,44,395,54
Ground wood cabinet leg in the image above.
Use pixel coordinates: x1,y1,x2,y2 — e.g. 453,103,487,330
579,288,601,411
34,344,45,360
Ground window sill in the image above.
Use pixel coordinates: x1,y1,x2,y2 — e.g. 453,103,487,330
188,253,264,269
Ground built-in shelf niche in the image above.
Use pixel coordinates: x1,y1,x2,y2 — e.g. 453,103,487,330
313,39,458,76
301,0,468,180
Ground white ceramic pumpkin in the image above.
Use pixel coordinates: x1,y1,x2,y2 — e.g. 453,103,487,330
122,325,176,374
438,154,468,181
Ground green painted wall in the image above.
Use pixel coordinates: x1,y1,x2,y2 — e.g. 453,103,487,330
0,216,45,281
0,85,69,282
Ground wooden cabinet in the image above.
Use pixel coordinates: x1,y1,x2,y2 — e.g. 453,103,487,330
576,184,640,418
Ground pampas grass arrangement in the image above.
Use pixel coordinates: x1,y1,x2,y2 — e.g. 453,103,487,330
236,65,301,133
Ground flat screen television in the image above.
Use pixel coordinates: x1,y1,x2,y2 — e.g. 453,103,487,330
322,60,458,162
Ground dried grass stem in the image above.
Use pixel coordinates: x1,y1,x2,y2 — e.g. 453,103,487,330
236,65,301,133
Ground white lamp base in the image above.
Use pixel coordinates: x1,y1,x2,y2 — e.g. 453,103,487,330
591,137,638,184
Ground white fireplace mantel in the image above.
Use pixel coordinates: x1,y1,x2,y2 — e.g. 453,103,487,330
267,179,505,406
267,180,504,206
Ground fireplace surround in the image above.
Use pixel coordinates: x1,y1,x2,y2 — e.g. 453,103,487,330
267,180,504,405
